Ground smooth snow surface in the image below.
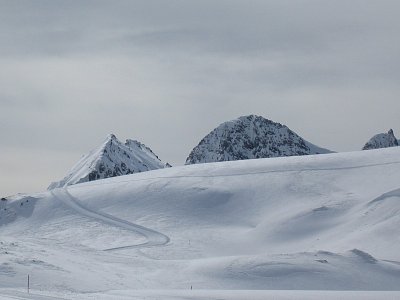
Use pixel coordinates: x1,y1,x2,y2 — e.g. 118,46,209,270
1,147,400,296
1,289,400,300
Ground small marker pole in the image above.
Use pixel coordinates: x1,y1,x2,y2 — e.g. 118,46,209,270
27,274,30,294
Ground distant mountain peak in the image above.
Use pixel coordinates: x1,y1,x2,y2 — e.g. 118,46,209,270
48,134,169,189
362,129,399,150
107,133,117,140
186,115,332,165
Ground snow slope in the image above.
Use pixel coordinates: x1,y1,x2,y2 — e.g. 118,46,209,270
1,289,400,299
1,147,400,295
48,134,169,189
186,115,332,164
363,129,398,150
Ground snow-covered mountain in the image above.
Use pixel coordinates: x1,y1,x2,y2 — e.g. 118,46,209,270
362,129,399,150
48,134,169,189
186,115,332,164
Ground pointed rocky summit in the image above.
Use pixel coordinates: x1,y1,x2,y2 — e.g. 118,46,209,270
48,134,170,189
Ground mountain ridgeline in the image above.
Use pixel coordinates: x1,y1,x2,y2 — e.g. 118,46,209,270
48,116,399,188
186,115,333,165
48,134,169,189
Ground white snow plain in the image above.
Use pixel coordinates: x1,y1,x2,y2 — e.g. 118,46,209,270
1,147,400,299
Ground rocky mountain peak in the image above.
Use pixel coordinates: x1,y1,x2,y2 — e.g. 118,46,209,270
48,134,169,189
107,133,117,141
186,115,332,165
362,129,399,150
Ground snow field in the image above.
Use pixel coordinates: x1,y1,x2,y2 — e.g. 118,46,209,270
1,147,400,294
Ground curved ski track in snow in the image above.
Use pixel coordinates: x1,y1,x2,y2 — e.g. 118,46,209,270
368,187,400,205
51,188,170,251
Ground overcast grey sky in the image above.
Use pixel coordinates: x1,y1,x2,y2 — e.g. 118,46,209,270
1,0,399,196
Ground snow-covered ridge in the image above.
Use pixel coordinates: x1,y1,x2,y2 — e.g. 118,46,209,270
48,134,169,189
362,129,399,150
186,115,332,164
